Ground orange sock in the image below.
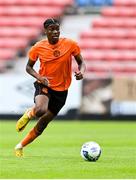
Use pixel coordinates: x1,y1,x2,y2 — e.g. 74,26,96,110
21,128,38,147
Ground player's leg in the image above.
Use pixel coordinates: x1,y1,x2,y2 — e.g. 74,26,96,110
21,110,54,144
15,88,68,157
16,81,46,132
15,94,53,157
30,89,68,137
16,107,35,132
19,89,69,146
14,110,54,157
20,94,55,143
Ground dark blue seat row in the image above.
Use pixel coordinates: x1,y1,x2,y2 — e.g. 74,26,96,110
75,0,113,7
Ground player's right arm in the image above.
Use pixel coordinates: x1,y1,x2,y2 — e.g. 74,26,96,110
26,59,49,86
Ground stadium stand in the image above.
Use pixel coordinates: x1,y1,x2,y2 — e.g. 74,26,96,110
79,0,136,77
0,0,73,72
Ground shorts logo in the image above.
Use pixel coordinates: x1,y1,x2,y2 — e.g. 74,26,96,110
42,87,48,94
53,50,60,57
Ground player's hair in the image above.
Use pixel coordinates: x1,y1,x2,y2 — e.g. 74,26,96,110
43,18,60,29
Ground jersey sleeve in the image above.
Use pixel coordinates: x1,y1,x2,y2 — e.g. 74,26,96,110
71,40,81,56
28,45,38,61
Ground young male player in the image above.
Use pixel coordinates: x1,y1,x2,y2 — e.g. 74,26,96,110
15,18,86,157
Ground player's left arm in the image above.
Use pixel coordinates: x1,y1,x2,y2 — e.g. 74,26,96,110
74,54,86,80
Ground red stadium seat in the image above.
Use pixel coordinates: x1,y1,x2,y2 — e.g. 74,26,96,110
0,27,39,38
82,49,136,61
74,61,136,77
87,66,136,74
0,38,28,48
114,0,136,6
79,38,136,50
0,49,16,60
0,17,45,27
0,6,63,17
80,28,136,39
87,66,136,75
102,7,136,17
93,17,136,28
0,0,73,6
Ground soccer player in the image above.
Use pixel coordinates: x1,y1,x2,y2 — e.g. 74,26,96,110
15,18,86,157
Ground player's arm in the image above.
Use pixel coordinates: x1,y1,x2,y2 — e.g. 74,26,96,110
74,54,86,80
26,59,49,86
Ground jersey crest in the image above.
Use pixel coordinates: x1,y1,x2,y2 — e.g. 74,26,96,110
53,50,60,57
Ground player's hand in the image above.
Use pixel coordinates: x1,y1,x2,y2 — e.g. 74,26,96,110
38,76,51,86
74,71,84,80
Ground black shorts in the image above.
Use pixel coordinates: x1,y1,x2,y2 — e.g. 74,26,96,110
34,81,68,115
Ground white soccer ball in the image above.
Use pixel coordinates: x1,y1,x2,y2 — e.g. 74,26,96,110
81,141,101,162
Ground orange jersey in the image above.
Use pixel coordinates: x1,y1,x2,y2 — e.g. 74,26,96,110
28,38,81,91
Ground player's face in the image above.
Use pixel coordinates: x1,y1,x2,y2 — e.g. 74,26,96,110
46,24,60,44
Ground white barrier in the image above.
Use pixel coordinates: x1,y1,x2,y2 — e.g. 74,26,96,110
0,74,81,115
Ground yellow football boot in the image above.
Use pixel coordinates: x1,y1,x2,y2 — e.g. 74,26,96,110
16,110,30,132
15,148,23,157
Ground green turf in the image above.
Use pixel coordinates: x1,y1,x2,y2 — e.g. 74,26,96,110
0,120,136,179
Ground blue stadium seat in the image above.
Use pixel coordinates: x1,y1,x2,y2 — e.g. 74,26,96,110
91,0,113,6
75,0,113,6
75,0,90,6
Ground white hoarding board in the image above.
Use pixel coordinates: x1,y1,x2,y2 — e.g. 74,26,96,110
0,74,81,115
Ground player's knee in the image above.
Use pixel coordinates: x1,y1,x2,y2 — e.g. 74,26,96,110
35,106,47,117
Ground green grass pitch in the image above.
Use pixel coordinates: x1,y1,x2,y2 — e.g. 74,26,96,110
0,120,136,179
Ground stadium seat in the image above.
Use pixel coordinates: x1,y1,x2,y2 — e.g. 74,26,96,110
0,49,16,60
73,60,136,77
0,38,28,48
75,0,113,6
0,0,73,6
75,0,90,6
92,17,136,28
0,17,45,27
87,65,136,74
0,27,39,38
0,6,63,17
91,0,113,6
102,7,136,17
79,39,136,50
82,49,136,61
114,0,136,6
80,28,136,39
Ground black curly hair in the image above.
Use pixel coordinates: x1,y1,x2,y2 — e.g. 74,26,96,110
43,18,60,29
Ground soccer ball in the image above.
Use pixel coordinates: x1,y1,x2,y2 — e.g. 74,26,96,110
80,141,101,162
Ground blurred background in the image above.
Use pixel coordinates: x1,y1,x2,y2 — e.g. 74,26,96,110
0,0,136,120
